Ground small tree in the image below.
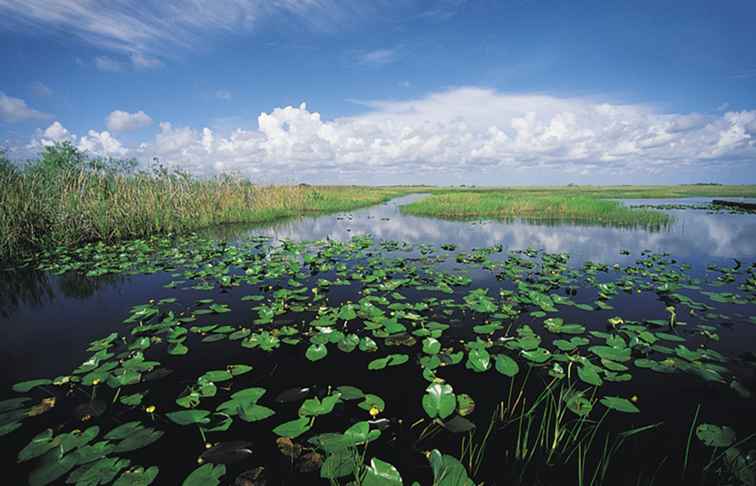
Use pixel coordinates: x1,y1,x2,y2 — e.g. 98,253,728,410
32,141,88,172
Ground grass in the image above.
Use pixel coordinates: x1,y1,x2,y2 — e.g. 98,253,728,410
0,143,420,262
400,192,674,229
426,184,756,199
400,183,756,227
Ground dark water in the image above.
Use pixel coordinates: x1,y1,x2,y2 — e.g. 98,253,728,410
1,195,755,486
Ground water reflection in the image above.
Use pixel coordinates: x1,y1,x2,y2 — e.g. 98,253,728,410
211,195,756,264
2,195,753,319
0,268,126,318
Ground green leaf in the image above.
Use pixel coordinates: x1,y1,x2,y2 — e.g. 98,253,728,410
466,348,491,372
273,417,312,438
696,424,736,448
182,463,226,486
429,450,474,486
363,458,403,486
12,379,52,393
521,348,551,364
422,383,456,420
578,363,603,387
457,394,475,416
422,337,441,355
166,409,211,425
600,396,640,413
305,343,328,362
495,354,519,377
299,393,342,417
320,450,357,479
113,466,159,486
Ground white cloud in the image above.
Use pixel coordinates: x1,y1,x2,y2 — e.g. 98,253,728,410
106,110,153,132
94,56,124,72
129,52,162,69
78,130,128,157
43,121,73,142
24,88,756,182
216,90,232,101
0,0,358,57
0,92,51,122
31,81,52,97
30,121,126,157
357,48,397,66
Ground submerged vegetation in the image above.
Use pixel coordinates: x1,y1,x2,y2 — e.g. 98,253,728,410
400,192,673,228
2,232,755,485
0,143,419,262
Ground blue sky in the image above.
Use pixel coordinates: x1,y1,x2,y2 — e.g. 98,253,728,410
1,0,755,184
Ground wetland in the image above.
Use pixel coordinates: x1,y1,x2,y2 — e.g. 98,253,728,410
2,191,756,486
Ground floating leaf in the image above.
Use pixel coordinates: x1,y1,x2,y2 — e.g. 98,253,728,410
12,379,52,393
495,354,519,377
273,417,312,439
363,458,402,486
166,409,211,426
182,463,226,486
422,383,456,420
305,344,328,362
696,424,736,448
600,396,640,413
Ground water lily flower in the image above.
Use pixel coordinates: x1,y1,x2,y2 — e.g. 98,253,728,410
369,406,380,417
145,405,156,414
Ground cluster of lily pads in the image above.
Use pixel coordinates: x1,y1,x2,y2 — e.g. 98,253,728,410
3,232,756,485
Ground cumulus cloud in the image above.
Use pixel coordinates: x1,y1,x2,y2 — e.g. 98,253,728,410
29,121,126,157
0,92,51,122
42,121,73,143
24,88,756,182
78,130,128,156
106,110,153,132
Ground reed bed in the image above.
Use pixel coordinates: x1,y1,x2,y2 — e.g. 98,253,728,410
401,192,673,229
0,145,412,261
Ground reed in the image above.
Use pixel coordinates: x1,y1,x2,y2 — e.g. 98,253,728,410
401,192,673,229
0,144,414,261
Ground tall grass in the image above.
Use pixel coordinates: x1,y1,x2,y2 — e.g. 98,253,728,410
400,192,672,229
0,143,414,261
427,184,756,199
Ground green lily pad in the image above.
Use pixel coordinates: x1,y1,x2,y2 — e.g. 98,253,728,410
363,458,402,486
600,396,639,413
696,423,736,448
182,463,226,486
422,383,456,420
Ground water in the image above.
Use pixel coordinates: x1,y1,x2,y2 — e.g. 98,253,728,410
1,195,754,485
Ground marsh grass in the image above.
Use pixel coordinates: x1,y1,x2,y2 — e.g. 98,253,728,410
0,144,416,261
401,192,673,229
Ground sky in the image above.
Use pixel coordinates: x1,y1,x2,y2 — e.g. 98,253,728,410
0,0,755,185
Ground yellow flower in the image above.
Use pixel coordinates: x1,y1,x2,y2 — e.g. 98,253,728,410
369,406,380,418
630,395,639,403
92,378,101,385
145,405,156,414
